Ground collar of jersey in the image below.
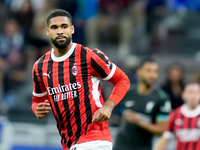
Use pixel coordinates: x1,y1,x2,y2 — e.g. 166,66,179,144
51,43,77,62
181,104,200,118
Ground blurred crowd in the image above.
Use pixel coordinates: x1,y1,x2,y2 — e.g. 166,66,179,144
0,0,200,124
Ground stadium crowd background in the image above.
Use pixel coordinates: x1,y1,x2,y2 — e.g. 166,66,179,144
1,0,200,150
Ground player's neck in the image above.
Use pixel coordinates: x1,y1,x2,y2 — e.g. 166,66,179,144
137,82,153,95
53,42,73,57
186,104,198,110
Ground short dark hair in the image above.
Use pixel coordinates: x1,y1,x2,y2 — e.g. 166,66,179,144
46,9,72,26
137,57,157,69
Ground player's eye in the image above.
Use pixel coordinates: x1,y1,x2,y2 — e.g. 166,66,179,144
62,25,68,28
51,25,58,29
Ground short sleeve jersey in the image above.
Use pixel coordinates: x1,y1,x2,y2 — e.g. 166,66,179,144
113,85,171,150
165,105,200,150
32,43,116,149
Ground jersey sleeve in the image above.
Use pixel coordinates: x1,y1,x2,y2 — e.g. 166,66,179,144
163,110,175,139
90,48,116,80
90,48,130,105
32,61,47,97
107,66,130,105
32,61,48,115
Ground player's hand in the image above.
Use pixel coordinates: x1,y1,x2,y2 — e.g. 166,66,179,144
92,100,115,123
36,100,51,119
123,110,140,125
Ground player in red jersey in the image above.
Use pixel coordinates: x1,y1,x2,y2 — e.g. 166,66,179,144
31,9,130,150
154,83,200,150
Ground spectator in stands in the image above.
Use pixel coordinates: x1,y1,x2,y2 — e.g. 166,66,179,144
28,0,53,60
167,0,200,11
0,1,9,32
0,18,27,108
146,0,167,54
0,18,24,68
31,0,55,41
56,0,77,17
56,0,99,46
162,63,184,109
73,0,98,45
125,0,147,56
14,0,35,43
97,0,130,46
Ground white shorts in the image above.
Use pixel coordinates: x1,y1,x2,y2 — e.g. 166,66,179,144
69,140,113,150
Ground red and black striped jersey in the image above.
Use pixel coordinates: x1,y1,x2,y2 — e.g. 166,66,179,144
164,105,200,150
32,43,116,149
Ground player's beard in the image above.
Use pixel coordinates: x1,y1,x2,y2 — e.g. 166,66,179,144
142,78,153,88
51,36,72,49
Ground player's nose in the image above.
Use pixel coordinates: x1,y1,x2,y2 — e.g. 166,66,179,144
57,28,63,35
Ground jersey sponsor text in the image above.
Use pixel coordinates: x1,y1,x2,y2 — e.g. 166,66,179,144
176,129,200,142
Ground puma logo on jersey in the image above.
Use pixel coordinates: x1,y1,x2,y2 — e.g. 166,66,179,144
43,71,51,79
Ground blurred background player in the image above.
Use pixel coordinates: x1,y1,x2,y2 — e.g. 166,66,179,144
154,82,200,150
113,57,171,150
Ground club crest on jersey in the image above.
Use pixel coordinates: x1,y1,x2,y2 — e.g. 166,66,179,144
72,65,78,76
175,118,183,126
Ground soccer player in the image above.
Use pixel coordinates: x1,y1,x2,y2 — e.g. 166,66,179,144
113,58,171,150
31,9,130,150
154,83,200,150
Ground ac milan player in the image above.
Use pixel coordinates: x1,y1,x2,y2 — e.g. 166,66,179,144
154,83,200,150
31,9,130,150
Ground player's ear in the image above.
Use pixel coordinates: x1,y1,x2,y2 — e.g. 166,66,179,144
136,69,140,76
71,25,75,34
46,27,49,36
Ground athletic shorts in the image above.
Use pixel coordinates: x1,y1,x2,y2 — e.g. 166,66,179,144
69,140,113,150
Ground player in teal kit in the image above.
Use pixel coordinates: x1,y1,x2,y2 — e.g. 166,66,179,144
113,58,171,150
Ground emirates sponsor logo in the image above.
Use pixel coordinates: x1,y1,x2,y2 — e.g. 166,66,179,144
72,65,78,76
47,82,81,102
176,129,200,142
